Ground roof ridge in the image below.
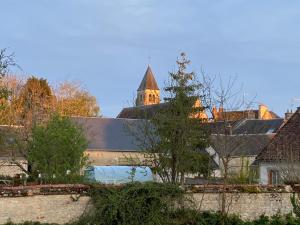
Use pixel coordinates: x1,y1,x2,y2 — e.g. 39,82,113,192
255,108,300,161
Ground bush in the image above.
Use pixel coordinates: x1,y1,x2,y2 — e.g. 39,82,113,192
27,114,88,183
5,212,300,225
77,182,184,225
4,222,58,225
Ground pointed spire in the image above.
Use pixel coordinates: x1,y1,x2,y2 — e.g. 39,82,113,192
137,65,159,91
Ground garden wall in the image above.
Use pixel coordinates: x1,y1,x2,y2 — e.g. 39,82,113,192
0,184,297,224
193,192,293,220
0,195,90,224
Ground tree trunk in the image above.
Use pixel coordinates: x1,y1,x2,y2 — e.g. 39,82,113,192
180,172,185,186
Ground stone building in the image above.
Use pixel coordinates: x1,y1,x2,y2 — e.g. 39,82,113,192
255,107,300,185
212,104,280,121
118,66,208,120
136,65,160,106
71,117,144,166
0,125,27,177
205,118,284,178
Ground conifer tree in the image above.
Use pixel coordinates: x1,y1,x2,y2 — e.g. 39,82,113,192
136,53,211,184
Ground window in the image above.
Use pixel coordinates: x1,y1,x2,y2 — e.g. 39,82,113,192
149,94,153,102
268,169,280,185
267,128,275,134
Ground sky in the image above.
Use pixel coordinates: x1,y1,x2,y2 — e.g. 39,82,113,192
1,0,300,117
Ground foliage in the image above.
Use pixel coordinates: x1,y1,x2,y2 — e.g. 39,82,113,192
4,222,58,225
17,76,54,127
4,202,300,225
27,114,88,181
0,48,16,110
291,193,300,218
229,161,259,185
54,81,100,117
76,182,185,225
133,53,210,184
0,75,24,124
0,76,99,176
178,150,212,177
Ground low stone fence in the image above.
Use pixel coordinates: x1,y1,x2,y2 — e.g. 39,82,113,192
0,184,298,224
192,192,292,220
186,184,295,220
0,184,90,197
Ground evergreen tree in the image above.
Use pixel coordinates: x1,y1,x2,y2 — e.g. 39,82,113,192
140,53,211,184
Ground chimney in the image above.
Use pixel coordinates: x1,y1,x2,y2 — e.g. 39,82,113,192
218,106,224,121
258,104,269,120
212,106,218,120
247,111,256,119
226,124,233,135
285,109,293,121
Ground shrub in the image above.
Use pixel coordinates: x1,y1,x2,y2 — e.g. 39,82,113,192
27,114,88,183
77,182,184,225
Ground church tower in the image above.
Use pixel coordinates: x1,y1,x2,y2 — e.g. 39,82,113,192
136,65,160,106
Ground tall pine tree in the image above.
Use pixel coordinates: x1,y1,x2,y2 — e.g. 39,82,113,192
142,53,210,184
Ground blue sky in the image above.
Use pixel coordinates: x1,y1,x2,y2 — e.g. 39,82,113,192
1,0,300,117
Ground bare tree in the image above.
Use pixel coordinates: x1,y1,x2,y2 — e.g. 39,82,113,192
0,48,16,78
199,71,268,217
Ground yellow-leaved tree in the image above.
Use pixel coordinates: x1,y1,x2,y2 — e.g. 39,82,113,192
54,81,100,117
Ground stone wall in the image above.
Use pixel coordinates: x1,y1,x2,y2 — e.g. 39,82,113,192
0,195,90,224
0,159,27,177
85,150,143,166
192,192,293,220
0,185,296,224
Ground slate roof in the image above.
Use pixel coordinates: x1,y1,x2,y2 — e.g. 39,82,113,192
232,119,284,135
0,125,24,157
255,108,300,162
117,103,168,119
200,118,283,136
210,134,274,157
201,121,239,135
137,66,159,91
72,117,144,152
71,117,217,167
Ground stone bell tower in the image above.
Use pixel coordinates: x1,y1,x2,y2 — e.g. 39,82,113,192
136,65,160,106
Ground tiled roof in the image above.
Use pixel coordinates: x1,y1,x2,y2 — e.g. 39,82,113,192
137,66,159,91
215,110,280,121
256,108,300,162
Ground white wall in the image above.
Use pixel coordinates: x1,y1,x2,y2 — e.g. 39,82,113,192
0,158,27,177
259,162,300,184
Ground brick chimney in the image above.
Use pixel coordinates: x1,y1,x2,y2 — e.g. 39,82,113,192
212,106,218,120
258,104,269,119
285,109,293,121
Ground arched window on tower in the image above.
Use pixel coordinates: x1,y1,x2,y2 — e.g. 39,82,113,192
149,94,152,102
